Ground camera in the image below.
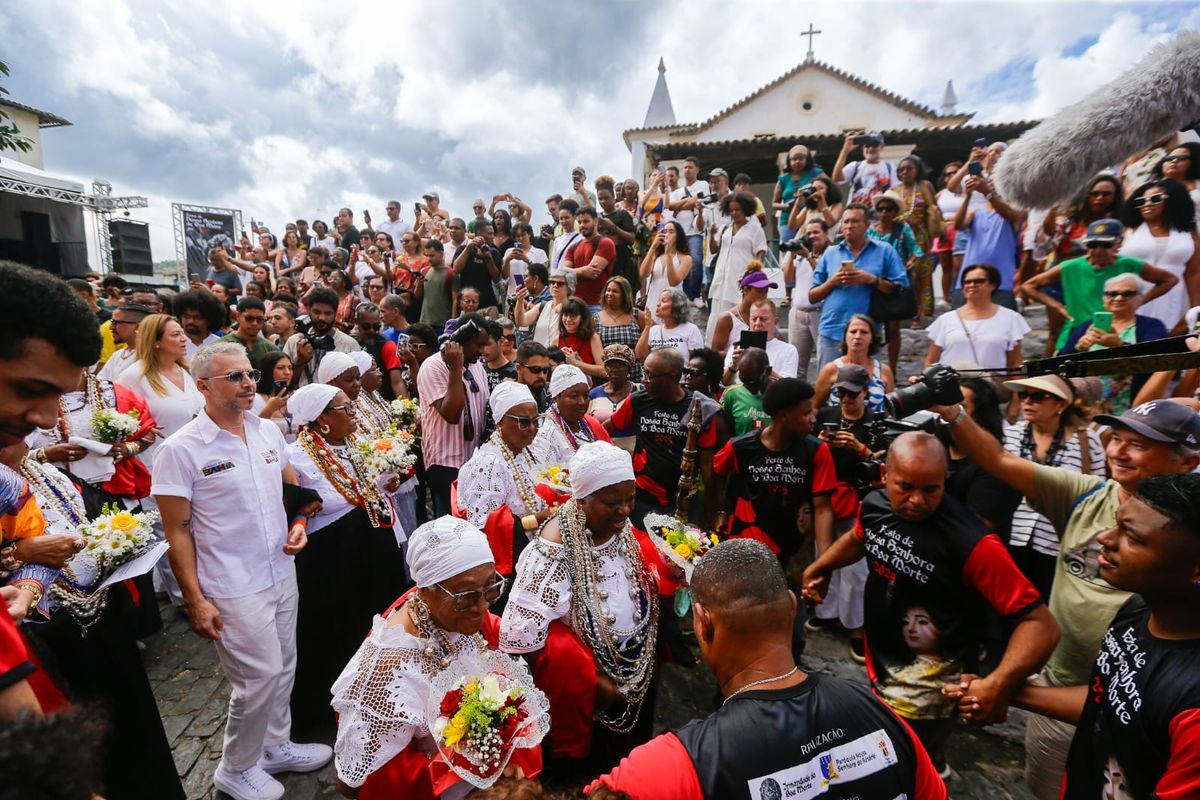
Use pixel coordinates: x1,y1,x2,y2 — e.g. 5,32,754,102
779,235,814,253
852,413,942,491
800,185,818,198
696,192,718,204
853,133,884,147
883,364,963,419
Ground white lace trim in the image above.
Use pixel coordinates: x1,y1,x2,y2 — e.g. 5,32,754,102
456,444,540,530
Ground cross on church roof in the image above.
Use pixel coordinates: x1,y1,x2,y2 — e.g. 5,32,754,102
802,23,822,62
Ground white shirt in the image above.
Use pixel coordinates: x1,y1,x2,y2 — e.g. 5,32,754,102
505,245,547,298
184,333,221,360
646,322,705,363
710,217,768,306
790,253,821,310
114,364,204,468
550,231,582,272
375,217,411,248
97,348,137,382
925,306,1031,371
288,440,407,542
312,234,338,253
151,409,293,599
722,336,800,380
669,179,710,235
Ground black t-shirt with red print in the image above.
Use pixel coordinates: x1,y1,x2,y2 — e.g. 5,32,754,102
854,491,1042,719
1063,595,1200,799
611,389,720,508
713,432,836,559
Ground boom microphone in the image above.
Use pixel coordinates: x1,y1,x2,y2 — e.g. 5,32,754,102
993,30,1200,209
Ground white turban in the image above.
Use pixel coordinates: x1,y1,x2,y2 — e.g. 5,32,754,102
569,440,634,499
406,516,494,588
317,351,359,384
549,364,588,398
348,350,375,375
489,381,536,421
289,383,339,427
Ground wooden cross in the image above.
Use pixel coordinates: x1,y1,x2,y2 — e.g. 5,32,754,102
802,23,822,62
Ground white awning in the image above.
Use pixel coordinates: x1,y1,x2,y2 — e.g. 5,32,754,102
0,156,86,201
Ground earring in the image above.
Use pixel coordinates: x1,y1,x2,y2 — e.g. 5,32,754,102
319,424,330,435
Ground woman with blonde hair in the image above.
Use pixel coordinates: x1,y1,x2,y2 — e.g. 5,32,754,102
115,313,204,465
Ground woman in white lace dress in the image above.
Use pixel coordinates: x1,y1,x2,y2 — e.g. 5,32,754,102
531,364,612,468
457,383,556,581
330,517,542,799
499,440,662,772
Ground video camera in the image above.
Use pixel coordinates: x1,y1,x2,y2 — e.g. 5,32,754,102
779,235,814,253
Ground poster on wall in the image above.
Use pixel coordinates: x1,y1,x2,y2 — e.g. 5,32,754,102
172,203,241,278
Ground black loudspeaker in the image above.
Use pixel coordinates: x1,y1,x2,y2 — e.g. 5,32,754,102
109,219,153,275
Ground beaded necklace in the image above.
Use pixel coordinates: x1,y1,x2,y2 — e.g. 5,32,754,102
355,390,391,436
19,458,86,527
405,594,486,670
53,374,109,443
557,499,658,731
298,429,393,528
487,432,544,514
549,405,594,452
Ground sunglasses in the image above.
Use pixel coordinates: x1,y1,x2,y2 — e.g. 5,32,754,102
1085,241,1115,249
1018,391,1054,402
1132,193,1166,208
241,315,266,324
520,364,550,375
682,367,702,377
206,369,262,384
358,322,382,331
962,277,990,286
548,280,567,287
326,403,354,414
1104,290,1138,299
835,388,863,398
501,333,517,342
1164,154,1191,163
435,574,507,610
504,414,540,430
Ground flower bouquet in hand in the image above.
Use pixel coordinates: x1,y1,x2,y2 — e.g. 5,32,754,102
426,649,550,789
389,398,420,433
90,407,141,444
350,425,418,486
534,465,570,492
50,503,161,627
643,512,719,583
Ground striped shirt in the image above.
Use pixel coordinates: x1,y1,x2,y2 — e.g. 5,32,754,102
416,353,490,469
1003,422,1106,556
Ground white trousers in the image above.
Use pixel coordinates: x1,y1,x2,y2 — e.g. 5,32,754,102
210,569,299,772
815,517,867,629
788,304,821,383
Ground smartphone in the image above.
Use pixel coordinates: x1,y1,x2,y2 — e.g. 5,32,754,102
514,274,525,287
822,422,840,438
967,161,984,177
1093,311,1114,332
738,330,768,350
273,380,288,395
656,164,666,175
840,259,855,272
974,138,988,149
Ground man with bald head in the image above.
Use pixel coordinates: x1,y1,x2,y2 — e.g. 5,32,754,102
590,539,946,798
802,431,1059,777
720,346,772,436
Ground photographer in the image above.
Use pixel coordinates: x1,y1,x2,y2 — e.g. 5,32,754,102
832,131,897,207
667,156,710,303
810,364,878,662
782,218,831,381
282,286,360,388
784,174,843,235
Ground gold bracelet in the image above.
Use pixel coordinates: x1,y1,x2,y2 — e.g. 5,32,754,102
11,581,42,612
0,543,22,572
522,514,538,531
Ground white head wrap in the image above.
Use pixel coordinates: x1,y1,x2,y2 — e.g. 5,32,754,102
317,351,359,384
549,364,588,398
406,516,494,588
489,381,536,421
569,440,634,499
289,383,339,427
348,350,375,375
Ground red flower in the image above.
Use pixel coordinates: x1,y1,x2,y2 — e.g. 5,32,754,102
440,688,464,717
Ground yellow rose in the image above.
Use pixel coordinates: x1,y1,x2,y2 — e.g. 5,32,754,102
673,543,694,560
374,439,394,452
443,713,468,747
110,512,138,532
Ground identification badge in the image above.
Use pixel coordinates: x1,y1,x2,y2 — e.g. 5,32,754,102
201,461,235,476
262,448,279,464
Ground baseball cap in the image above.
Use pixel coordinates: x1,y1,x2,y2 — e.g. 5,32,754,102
1084,218,1123,245
739,271,779,290
1094,400,1200,448
709,168,729,180
422,191,439,201
832,364,869,394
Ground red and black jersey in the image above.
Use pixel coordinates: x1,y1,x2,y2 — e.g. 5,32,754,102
855,491,1042,706
713,432,836,558
1063,595,1200,799
589,674,946,799
611,389,719,507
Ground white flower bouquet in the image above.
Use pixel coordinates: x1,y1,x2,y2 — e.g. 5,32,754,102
389,398,420,432
90,407,141,444
350,425,418,486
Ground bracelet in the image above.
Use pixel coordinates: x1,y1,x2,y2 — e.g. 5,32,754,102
11,580,42,612
128,441,141,456
33,448,47,463
946,405,968,426
0,542,22,572
522,515,539,532
289,515,308,528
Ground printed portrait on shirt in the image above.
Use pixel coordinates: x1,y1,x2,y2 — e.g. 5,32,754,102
1102,755,1132,800
876,603,960,720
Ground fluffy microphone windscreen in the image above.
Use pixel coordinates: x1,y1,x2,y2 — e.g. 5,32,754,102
994,30,1200,209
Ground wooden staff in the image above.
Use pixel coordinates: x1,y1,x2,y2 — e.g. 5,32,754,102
675,392,703,522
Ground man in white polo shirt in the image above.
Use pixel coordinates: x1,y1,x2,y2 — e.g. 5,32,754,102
153,342,330,800
722,298,800,385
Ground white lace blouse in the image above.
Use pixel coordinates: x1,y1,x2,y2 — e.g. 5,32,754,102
499,533,639,654
530,415,597,467
331,613,487,789
456,443,542,530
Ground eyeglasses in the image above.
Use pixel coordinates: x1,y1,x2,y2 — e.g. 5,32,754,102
642,370,673,381
1164,154,1191,163
1132,193,1167,208
435,574,507,610
325,403,353,414
205,369,261,384
1104,290,1138,299
876,205,898,214
358,322,382,331
519,363,550,375
501,333,517,342
504,414,540,430
1018,391,1054,402
961,278,990,286
1085,241,1115,249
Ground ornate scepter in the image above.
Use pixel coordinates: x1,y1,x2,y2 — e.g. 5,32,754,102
675,392,703,523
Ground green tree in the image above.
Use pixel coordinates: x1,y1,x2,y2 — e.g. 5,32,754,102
0,60,33,155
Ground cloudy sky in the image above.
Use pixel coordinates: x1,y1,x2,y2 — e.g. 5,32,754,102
3,0,1196,267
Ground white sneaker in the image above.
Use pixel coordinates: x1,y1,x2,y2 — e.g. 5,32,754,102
213,763,284,800
259,740,334,775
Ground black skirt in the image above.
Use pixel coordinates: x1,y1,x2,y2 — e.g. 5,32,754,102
290,506,410,738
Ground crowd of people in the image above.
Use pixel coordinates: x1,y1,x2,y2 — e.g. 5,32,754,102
1,129,1200,800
